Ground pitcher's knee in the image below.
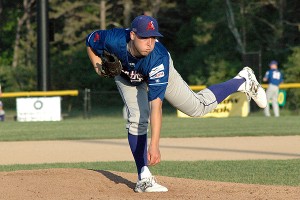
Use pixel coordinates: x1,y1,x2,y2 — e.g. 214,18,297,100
126,106,149,135
127,121,148,135
126,113,149,135
179,101,218,117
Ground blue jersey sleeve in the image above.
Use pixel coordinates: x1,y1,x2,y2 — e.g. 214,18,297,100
264,71,269,80
86,30,108,56
147,60,169,101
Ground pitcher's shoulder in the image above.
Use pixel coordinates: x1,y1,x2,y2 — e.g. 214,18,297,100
154,41,169,56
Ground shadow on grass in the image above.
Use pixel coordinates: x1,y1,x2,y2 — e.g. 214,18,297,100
92,169,135,190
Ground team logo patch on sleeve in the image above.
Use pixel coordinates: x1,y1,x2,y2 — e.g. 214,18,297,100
150,71,165,79
149,64,164,77
93,32,100,42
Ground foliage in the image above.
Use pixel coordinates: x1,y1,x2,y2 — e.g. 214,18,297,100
0,64,15,91
284,47,300,112
11,65,36,90
0,0,299,98
0,0,36,91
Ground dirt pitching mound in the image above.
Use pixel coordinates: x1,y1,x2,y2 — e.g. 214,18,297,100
0,168,299,200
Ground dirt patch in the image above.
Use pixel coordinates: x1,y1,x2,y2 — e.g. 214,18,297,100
0,136,299,165
0,168,299,200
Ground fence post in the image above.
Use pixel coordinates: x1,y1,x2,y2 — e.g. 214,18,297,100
83,88,91,119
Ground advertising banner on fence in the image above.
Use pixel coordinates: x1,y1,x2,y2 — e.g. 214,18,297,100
17,97,61,122
177,92,249,118
277,90,286,106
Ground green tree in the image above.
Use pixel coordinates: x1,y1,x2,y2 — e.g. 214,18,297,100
0,0,36,91
1,0,299,97
166,0,242,85
49,0,124,91
284,47,300,113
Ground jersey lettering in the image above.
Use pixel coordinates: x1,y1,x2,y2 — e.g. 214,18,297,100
122,70,144,83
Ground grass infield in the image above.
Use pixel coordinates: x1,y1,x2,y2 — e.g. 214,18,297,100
0,159,299,186
0,116,299,141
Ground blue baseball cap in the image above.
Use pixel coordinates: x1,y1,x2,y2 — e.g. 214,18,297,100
269,60,278,66
131,15,163,38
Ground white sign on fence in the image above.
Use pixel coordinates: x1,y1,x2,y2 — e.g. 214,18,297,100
16,97,61,122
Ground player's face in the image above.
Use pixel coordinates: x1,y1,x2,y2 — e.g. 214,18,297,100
130,31,156,57
270,64,278,69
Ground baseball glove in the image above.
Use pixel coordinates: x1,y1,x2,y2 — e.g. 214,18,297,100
97,51,122,78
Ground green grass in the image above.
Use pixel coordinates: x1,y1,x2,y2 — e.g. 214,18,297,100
0,159,299,186
1,110,299,187
0,116,299,141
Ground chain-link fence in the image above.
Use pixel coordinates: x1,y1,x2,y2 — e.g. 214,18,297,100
0,88,178,121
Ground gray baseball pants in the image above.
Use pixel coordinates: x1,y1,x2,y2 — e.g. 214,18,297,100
115,57,217,135
264,84,280,117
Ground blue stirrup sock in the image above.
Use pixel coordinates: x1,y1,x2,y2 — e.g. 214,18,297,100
208,78,245,103
128,133,151,180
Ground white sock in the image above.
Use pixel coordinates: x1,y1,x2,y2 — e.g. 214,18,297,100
237,82,246,92
140,166,152,180
233,76,246,92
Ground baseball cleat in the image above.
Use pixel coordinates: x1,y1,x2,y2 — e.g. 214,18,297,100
238,67,267,108
134,176,168,193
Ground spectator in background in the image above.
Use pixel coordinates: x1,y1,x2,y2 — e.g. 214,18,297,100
263,60,284,117
0,101,5,121
0,84,5,121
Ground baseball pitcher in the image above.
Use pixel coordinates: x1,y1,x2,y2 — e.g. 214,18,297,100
86,15,267,193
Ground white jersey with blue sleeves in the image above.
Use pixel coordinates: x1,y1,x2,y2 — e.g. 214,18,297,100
86,28,170,101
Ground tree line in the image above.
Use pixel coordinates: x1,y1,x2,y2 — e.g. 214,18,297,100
0,0,299,110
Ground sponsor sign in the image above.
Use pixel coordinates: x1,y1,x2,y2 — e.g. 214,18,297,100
17,97,61,122
277,90,286,106
177,92,249,118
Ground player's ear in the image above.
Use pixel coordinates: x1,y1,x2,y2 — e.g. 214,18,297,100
130,31,136,40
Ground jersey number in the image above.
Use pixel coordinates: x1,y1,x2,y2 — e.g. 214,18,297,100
272,71,281,80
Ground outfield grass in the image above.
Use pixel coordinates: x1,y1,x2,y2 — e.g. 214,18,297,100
0,159,299,186
0,116,299,141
